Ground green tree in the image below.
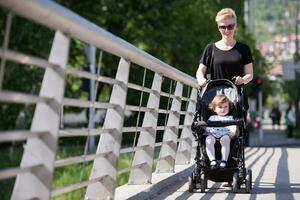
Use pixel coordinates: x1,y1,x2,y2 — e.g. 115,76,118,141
0,0,269,130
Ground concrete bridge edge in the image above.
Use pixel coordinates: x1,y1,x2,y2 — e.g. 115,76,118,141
115,163,194,200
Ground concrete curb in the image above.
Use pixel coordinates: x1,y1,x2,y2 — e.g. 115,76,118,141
115,164,194,200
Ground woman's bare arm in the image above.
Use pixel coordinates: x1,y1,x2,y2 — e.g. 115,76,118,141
234,63,253,85
196,63,207,87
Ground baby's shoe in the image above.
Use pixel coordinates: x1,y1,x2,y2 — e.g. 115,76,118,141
219,160,227,169
210,160,218,169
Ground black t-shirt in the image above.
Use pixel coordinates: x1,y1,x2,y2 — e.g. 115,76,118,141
200,42,253,80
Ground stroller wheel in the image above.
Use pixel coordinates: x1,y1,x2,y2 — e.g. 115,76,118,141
188,174,194,193
204,174,208,189
232,172,239,193
200,173,206,193
245,169,252,193
188,172,197,193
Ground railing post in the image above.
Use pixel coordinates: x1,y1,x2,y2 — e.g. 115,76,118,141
85,58,130,200
156,81,183,173
128,73,162,184
12,31,69,200
175,88,197,164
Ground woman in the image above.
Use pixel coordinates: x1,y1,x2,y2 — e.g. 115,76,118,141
196,8,254,102
196,8,254,187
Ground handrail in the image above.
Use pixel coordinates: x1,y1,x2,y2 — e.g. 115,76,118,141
0,1,199,199
0,0,198,88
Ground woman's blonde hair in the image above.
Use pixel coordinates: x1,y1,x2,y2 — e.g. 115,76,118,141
209,94,231,111
215,8,237,24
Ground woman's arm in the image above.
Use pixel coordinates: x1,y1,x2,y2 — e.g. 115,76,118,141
196,63,207,87
234,63,253,85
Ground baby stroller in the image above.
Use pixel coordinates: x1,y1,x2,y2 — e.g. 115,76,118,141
189,79,252,193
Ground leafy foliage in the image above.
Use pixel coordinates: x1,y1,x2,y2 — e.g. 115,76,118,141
255,0,296,42
0,1,270,198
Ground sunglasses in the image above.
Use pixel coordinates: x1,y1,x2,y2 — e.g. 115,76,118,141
218,24,235,30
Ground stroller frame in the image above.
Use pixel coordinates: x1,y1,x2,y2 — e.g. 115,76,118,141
189,79,252,193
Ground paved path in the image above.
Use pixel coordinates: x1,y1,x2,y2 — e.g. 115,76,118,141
249,120,300,147
116,115,300,199
148,120,300,200
151,147,300,200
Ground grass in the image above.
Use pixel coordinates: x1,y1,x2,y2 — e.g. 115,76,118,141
52,146,134,199
0,144,24,200
0,145,161,200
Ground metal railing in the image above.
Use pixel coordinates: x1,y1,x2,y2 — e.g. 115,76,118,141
0,0,198,199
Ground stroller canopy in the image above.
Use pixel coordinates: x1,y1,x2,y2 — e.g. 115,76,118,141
197,79,242,120
199,79,240,106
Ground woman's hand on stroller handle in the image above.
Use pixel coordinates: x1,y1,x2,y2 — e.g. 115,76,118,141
232,76,244,86
198,78,210,88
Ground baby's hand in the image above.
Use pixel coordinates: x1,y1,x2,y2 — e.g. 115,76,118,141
229,132,236,139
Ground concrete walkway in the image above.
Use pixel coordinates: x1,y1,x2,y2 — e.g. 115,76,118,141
151,147,300,200
116,119,300,200
249,120,300,147
148,120,300,199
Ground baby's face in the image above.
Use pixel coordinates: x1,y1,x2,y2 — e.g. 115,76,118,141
215,102,229,116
